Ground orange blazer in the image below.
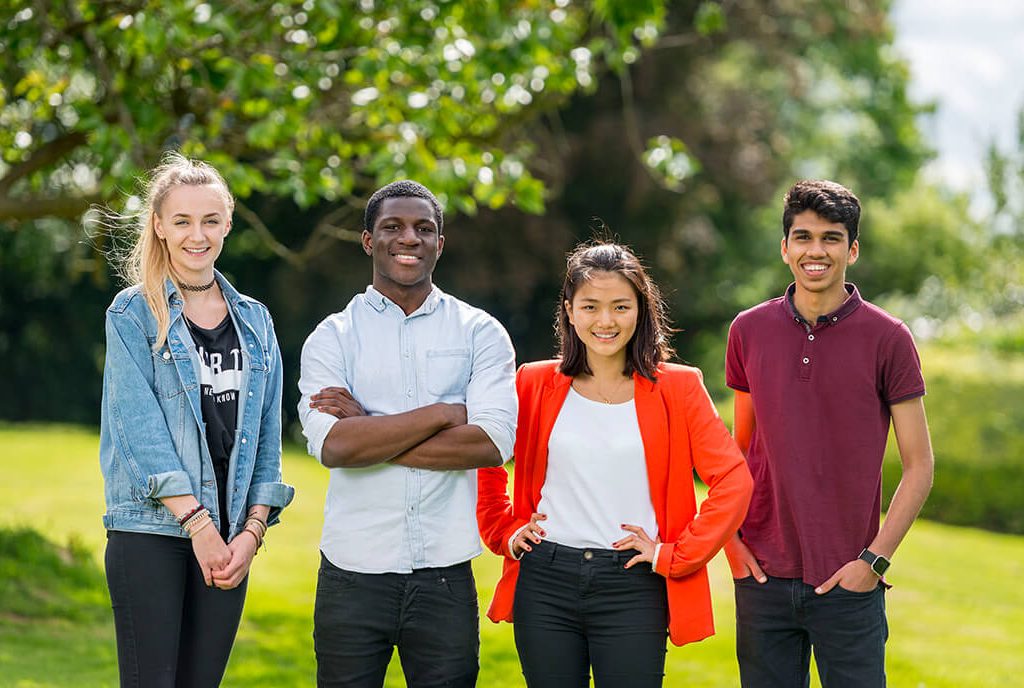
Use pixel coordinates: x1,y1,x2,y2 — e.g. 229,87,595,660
477,360,753,647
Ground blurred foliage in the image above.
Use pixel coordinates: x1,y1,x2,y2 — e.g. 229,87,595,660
0,0,993,432
882,347,1024,534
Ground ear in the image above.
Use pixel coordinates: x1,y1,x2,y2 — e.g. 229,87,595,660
847,238,859,266
153,213,166,240
361,229,373,256
564,299,574,326
780,236,790,265
436,233,445,258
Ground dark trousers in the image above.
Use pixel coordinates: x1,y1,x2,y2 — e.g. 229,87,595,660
104,530,248,688
512,540,668,688
313,553,480,688
734,576,888,688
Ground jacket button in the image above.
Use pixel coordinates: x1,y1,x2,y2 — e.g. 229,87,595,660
162,351,171,360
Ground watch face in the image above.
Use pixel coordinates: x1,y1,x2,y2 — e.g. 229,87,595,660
871,556,890,576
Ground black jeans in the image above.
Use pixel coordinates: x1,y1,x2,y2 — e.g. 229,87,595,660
104,530,248,688
734,576,888,688
313,553,480,688
512,540,668,688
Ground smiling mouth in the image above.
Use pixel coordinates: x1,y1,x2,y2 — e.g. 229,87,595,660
592,332,619,340
184,247,210,255
801,263,829,275
392,253,421,265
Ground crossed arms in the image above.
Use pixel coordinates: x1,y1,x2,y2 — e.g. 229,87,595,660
309,386,502,470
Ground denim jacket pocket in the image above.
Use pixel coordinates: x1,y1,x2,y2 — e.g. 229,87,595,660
151,345,185,399
426,348,471,397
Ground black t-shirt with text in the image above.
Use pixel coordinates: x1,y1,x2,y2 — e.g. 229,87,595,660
186,314,240,537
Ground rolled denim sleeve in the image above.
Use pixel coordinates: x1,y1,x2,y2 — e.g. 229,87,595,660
297,317,347,463
465,315,517,462
102,309,192,500
248,309,295,525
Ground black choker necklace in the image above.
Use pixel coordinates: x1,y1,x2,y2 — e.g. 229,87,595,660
179,277,216,292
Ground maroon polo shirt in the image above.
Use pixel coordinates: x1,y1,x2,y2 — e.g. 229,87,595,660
725,283,925,586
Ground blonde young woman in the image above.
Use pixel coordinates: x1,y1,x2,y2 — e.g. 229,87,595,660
98,153,293,687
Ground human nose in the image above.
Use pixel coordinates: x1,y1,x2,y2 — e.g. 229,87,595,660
187,220,205,241
396,224,421,244
596,307,615,326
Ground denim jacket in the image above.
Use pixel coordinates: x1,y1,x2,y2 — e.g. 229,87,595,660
99,272,294,539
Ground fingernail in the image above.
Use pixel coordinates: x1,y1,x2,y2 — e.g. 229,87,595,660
814,587,822,594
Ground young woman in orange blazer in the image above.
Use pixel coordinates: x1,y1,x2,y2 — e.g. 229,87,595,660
478,242,753,687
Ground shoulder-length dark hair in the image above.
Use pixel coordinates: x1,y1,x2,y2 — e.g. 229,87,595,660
556,241,675,381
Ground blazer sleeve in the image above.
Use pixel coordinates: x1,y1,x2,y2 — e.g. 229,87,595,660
654,370,753,578
477,464,526,558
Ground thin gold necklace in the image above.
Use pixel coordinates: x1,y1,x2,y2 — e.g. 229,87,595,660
574,375,630,404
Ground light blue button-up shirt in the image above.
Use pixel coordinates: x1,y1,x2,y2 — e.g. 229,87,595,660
298,285,517,573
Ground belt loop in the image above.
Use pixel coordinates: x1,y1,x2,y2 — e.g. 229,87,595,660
545,540,557,564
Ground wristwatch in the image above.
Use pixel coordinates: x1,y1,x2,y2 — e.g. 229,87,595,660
859,548,891,576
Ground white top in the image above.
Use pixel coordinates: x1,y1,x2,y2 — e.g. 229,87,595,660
536,387,659,549
297,285,517,573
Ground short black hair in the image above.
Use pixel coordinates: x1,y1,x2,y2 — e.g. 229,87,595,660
364,180,444,233
782,180,861,245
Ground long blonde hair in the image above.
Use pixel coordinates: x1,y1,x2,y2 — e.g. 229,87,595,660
118,152,235,349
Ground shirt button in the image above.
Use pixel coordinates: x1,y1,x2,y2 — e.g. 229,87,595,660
162,351,171,360
808,334,815,341
583,551,594,561
832,316,838,322
406,389,413,397
802,357,810,364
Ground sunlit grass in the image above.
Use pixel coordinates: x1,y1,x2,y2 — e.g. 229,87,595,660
1,423,1022,686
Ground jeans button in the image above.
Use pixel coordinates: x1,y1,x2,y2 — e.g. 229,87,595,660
583,551,594,561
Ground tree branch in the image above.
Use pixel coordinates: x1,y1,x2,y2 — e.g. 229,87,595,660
0,132,88,194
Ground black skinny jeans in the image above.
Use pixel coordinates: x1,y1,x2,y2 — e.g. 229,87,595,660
513,540,669,688
104,530,247,688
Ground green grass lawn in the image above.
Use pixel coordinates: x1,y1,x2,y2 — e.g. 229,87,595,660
2,424,1023,686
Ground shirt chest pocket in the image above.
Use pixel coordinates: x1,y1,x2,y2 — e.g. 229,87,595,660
425,348,471,398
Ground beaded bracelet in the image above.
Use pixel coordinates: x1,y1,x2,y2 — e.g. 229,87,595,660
243,515,268,552
187,514,213,537
177,504,205,526
182,508,211,535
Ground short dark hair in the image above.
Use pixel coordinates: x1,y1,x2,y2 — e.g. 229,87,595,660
364,180,444,233
782,180,861,245
556,241,675,381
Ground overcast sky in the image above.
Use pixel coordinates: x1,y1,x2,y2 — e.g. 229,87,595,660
892,0,1024,199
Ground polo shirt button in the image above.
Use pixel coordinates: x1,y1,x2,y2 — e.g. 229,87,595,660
808,334,815,341
832,316,838,322
583,551,594,561
802,357,810,364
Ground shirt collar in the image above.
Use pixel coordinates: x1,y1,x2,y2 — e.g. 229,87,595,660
363,284,443,316
783,282,862,326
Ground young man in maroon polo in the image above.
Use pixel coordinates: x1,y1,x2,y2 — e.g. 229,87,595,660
724,180,934,688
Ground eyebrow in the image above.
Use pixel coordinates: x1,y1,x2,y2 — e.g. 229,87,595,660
792,228,845,237
171,212,222,219
577,296,634,303
378,215,437,225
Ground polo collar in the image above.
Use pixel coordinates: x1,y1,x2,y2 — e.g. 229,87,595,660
783,282,862,327
363,284,443,316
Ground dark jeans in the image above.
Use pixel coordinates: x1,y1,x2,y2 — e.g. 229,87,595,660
734,576,888,688
313,553,480,688
512,540,668,688
104,530,248,688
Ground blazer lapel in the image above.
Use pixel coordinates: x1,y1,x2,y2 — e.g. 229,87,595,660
634,373,670,532
530,370,572,502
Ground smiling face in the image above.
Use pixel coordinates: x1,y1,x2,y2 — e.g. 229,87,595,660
362,196,444,313
782,209,859,301
153,184,232,284
566,270,639,369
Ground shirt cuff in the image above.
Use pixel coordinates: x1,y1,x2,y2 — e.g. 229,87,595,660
507,524,531,560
